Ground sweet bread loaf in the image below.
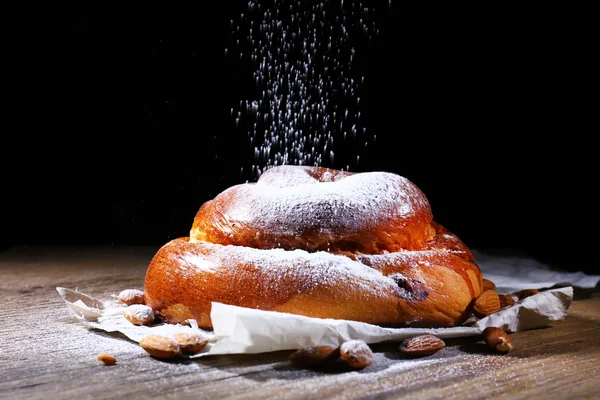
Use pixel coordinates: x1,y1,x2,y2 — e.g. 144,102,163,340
144,165,483,329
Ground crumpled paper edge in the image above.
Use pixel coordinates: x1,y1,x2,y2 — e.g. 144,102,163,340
56,286,573,358
474,250,600,294
206,286,573,356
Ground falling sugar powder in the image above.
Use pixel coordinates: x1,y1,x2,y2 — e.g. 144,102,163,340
227,0,387,181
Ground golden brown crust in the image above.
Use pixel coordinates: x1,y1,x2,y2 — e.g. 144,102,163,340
144,166,483,330
144,229,482,329
190,166,434,253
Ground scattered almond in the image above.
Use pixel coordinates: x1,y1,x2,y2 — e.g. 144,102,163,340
482,278,496,291
289,345,340,368
482,327,514,353
499,294,516,308
118,289,145,306
173,331,210,354
514,289,540,300
398,334,445,357
123,304,155,326
97,352,117,365
473,290,501,318
139,334,182,359
340,340,374,369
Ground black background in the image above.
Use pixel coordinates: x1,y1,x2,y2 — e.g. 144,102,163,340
4,3,596,274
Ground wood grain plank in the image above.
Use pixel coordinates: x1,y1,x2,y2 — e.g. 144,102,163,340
1,246,598,400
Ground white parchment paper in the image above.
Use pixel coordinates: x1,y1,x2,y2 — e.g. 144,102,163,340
57,252,599,358
474,250,600,293
57,286,573,358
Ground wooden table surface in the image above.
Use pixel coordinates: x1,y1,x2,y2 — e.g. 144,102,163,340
1,245,599,400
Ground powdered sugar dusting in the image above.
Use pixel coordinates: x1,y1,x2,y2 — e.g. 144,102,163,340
186,241,397,299
124,304,154,321
341,339,372,357
358,250,456,269
226,167,429,235
177,253,219,273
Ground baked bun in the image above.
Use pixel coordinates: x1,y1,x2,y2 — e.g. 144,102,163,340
189,166,434,253
144,165,483,329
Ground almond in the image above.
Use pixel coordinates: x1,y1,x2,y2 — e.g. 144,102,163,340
482,327,514,353
514,289,540,300
173,331,210,354
498,294,516,309
289,345,340,368
123,304,155,326
118,289,146,306
398,334,445,357
340,340,374,369
139,334,182,359
482,278,496,291
473,290,501,318
97,352,117,365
